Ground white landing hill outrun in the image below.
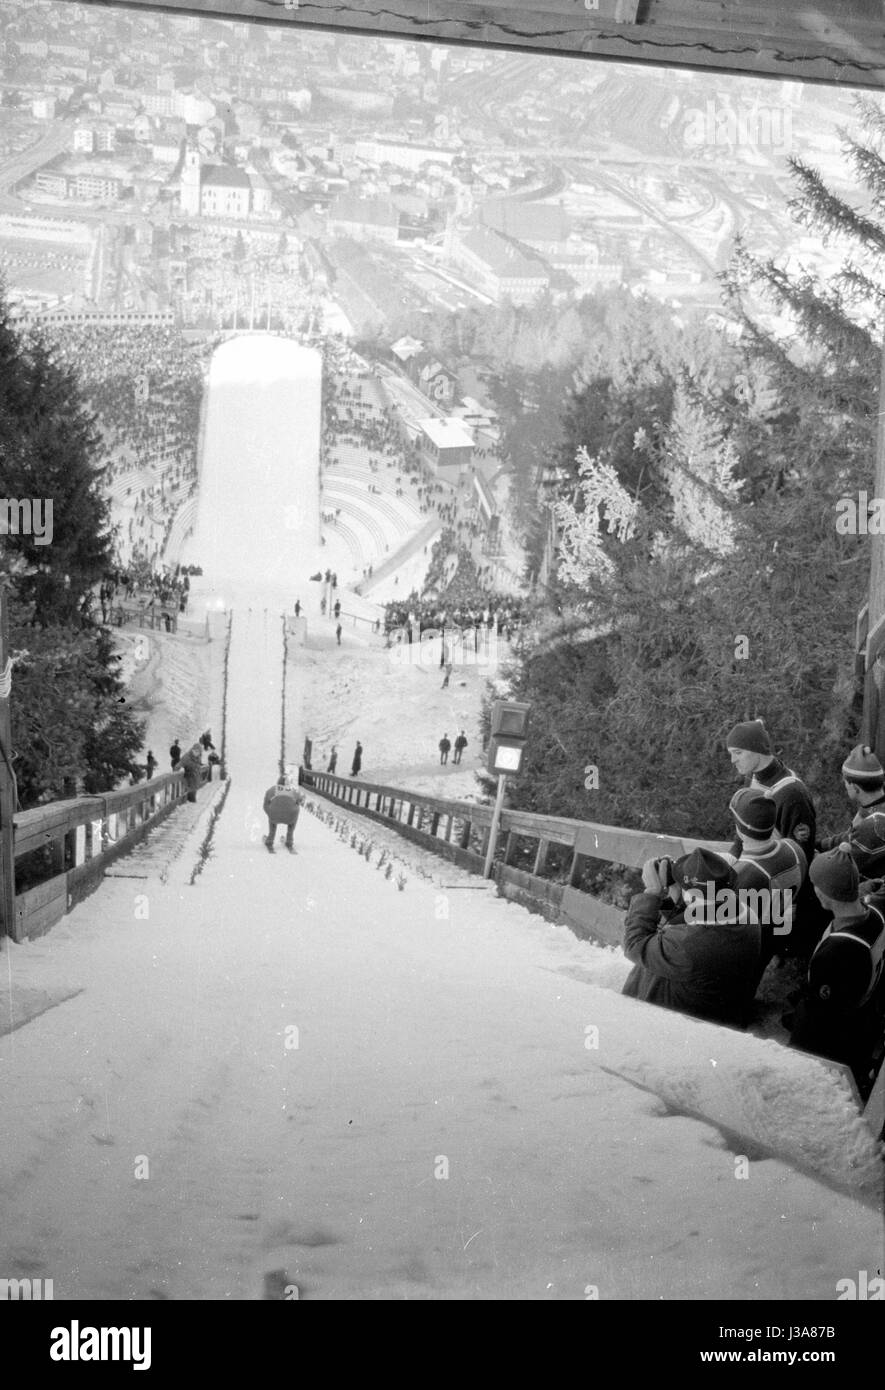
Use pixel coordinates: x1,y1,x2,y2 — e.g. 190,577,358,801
185,334,323,607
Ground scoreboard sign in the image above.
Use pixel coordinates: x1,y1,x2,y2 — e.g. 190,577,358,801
487,700,531,776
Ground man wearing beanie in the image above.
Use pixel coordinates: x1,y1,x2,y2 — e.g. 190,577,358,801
622,847,763,1029
786,844,885,1099
816,743,885,884
726,719,817,853
724,788,808,973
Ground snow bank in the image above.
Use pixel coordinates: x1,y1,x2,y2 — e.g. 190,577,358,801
607,1001,882,1197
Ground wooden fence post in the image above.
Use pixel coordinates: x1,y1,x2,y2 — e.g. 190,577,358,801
569,851,586,888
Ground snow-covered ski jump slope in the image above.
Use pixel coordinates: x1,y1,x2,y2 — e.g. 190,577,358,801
0,335,880,1301
187,333,324,822
188,334,322,597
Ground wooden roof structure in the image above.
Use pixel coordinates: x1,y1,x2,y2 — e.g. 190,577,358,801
77,0,885,88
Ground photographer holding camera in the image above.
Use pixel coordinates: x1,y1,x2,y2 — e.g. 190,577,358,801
622,847,763,1030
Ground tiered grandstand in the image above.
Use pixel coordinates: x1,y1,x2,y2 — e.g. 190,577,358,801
322,451,428,570
163,495,199,567
320,367,437,585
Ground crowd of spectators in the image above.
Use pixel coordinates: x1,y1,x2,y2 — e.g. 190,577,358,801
383,589,525,642
47,324,210,572
96,561,201,629
48,324,205,450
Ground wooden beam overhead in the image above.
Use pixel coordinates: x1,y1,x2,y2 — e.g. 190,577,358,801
73,0,885,88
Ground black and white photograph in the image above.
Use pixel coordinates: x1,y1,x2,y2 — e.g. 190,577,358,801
0,0,883,1334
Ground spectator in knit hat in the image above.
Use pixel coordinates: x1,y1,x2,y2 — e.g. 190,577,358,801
724,788,809,971
725,719,817,854
816,744,885,886
786,844,885,1099
622,847,763,1029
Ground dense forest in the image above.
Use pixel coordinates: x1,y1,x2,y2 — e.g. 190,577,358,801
0,293,145,807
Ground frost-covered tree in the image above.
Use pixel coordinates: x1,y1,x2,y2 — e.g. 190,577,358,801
659,385,743,556
552,446,639,586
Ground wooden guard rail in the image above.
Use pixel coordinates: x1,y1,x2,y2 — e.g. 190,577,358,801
110,599,180,632
298,765,730,946
10,765,217,943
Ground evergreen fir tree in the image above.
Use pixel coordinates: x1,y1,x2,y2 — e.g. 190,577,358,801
0,287,145,805
0,291,112,625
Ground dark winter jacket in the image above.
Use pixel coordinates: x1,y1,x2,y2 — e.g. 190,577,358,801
750,759,816,853
730,838,807,972
263,785,301,826
728,761,821,955
622,891,762,1029
788,889,885,1095
818,797,885,882
180,746,202,794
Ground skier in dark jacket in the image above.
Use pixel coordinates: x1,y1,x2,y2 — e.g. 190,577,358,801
263,779,302,853
351,741,363,777
200,729,215,752
439,733,451,765
180,742,203,803
786,843,885,1099
170,739,181,769
622,847,762,1029
453,731,468,765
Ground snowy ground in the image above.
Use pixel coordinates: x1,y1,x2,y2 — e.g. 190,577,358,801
1,334,881,1302
114,620,225,775
291,619,495,800
0,787,880,1300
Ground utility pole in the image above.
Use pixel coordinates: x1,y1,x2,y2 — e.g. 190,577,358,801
483,772,507,880
483,699,531,879
862,336,885,754
0,581,17,940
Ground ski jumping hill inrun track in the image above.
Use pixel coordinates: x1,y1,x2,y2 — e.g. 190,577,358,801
1,334,875,1299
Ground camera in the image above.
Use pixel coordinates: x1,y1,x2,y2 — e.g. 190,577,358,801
655,856,675,889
